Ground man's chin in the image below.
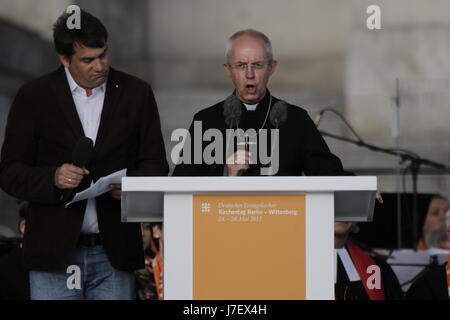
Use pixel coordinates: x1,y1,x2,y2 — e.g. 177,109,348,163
238,92,263,104
334,222,352,234
90,78,107,88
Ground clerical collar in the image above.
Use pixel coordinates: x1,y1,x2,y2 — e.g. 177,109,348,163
244,103,258,111
232,89,271,112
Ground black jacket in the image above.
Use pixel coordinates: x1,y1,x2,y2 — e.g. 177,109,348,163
0,67,169,272
335,244,404,300
173,91,351,176
0,244,29,300
406,263,448,300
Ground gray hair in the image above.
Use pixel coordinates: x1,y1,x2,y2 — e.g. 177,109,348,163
225,29,273,63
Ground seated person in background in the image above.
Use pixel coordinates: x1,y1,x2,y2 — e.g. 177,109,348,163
135,223,157,300
135,223,164,300
335,222,403,300
416,195,449,251
406,205,450,300
0,202,30,300
150,223,164,300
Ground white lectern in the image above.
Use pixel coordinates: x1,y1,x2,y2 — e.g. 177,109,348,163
122,176,377,300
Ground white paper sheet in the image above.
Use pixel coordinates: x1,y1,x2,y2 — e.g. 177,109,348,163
65,169,127,207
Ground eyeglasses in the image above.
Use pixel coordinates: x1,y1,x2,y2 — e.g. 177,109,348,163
228,61,271,70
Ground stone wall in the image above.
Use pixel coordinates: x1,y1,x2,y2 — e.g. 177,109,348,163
0,1,449,234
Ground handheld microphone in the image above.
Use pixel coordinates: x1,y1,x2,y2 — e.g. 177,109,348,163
63,137,94,203
72,137,94,169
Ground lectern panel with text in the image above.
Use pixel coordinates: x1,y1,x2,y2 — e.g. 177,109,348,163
121,176,377,300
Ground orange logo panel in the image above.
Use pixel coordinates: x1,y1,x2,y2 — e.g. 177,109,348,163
193,194,306,299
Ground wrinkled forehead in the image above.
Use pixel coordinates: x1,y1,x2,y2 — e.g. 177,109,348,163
229,36,269,62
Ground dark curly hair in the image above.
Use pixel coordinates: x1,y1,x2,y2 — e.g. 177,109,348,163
53,9,108,60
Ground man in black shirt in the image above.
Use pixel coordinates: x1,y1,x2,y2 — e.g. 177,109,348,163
173,29,350,177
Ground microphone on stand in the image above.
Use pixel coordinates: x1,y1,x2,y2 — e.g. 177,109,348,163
261,100,288,176
314,108,364,142
314,110,325,127
223,94,244,175
223,94,242,129
269,100,288,128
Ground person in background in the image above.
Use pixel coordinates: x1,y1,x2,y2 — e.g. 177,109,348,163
334,222,403,300
416,195,448,250
151,223,164,300
0,202,30,300
135,223,164,300
407,204,450,300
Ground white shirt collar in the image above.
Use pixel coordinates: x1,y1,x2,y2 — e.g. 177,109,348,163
64,67,107,95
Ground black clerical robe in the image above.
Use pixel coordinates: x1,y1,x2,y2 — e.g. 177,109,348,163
406,263,448,300
335,243,404,300
173,91,351,176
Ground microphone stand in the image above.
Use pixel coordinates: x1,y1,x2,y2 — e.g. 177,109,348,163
317,129,447,249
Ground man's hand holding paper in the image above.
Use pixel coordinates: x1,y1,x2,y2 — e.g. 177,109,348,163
65,169,127,207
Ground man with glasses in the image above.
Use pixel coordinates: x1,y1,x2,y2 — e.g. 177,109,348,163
173,29,350,177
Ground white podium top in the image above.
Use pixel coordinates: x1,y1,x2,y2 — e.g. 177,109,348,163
122,176,377,192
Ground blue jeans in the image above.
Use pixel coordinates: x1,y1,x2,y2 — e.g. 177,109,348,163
29,245,135,300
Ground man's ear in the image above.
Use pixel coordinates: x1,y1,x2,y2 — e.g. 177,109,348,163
224,63,232,77
19,219,26,235
269,60,278,75
58,54,71,68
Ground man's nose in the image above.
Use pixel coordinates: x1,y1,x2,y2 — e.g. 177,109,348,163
93,58,105,72
245,66,255,78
